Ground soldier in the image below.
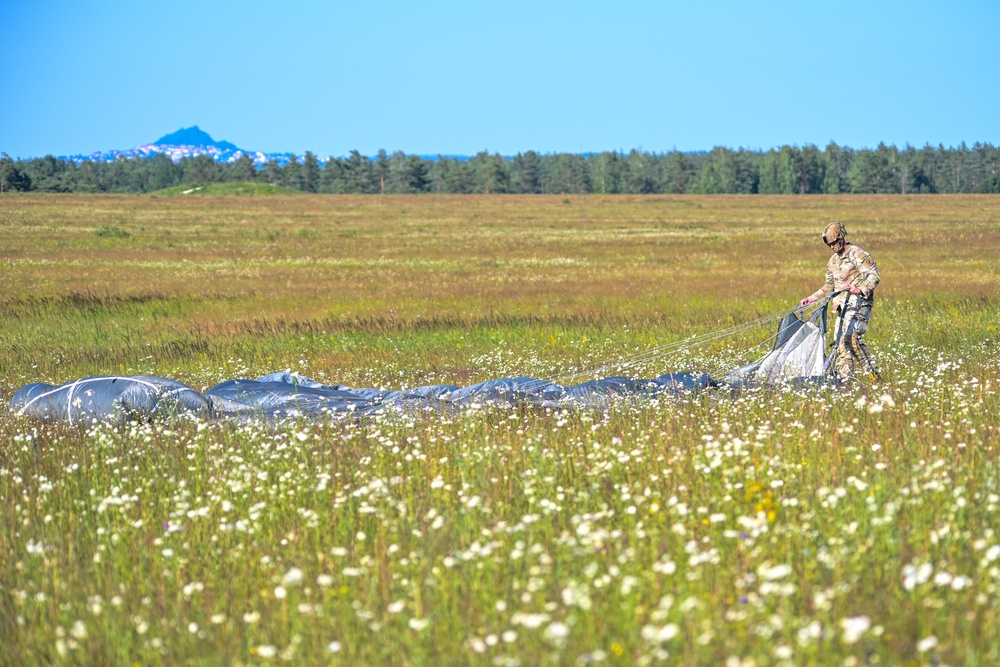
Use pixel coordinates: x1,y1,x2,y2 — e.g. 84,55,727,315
799,222,881,382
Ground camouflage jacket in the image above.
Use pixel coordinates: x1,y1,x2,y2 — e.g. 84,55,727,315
809,242,880,311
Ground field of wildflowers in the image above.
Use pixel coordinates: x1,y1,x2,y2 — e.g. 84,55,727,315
1,194,999,665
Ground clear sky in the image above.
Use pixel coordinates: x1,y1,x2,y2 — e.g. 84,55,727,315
2,0,998,159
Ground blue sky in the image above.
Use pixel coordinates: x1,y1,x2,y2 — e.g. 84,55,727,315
2,0,998,159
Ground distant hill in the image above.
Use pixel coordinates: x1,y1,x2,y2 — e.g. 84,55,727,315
59,128,467,166
155,126,241,151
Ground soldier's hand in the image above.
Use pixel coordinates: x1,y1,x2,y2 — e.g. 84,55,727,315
799,296,818,307
846,285,861,295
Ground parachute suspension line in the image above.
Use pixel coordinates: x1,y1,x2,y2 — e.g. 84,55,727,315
549,316,787,387
716,298,835,379
552,320,777,385
557,299,826,384
499,299,832,395
547,299,830,388
718,319,799,377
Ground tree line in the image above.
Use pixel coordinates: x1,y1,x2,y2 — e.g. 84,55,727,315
3,142,999,195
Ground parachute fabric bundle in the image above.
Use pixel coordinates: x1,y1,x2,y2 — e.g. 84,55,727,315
9,376,211,426
725,304,830,385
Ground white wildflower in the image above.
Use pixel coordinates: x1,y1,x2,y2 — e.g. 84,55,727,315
282,567,305,587
840,616,870,644
641,623,679,643
759,563,793,581
70,620,88,640
511,612,549,629
902,563,933,591
933,571,953,587
544,622,570,645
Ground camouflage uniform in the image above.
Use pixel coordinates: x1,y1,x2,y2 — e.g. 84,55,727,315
808,242,880,380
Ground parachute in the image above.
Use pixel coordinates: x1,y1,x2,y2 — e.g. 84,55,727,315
725,303,830,385
9,376,211,426
9,370,716,424
9,300,841,425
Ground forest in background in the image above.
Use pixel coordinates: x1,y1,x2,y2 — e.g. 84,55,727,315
2,142,999,195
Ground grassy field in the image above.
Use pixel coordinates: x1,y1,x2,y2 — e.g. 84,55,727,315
1,194,999,665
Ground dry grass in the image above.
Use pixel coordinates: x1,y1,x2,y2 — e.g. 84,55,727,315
2,194,1000,666
2,194,998,393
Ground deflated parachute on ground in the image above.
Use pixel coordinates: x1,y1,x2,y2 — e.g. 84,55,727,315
8,303,837,425
9,376,211,426
9,370,715,424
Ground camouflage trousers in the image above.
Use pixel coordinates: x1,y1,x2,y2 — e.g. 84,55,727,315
833,302,879,381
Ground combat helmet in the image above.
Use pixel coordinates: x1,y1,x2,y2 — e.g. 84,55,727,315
822,222,847,245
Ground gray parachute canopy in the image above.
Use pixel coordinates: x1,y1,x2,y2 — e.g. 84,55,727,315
9,371,715,425
8,303,835,425
9,376,211,426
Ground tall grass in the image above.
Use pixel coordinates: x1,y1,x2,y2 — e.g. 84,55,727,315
1,194,999,665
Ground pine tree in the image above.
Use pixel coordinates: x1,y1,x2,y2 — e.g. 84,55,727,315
262,158,281,185
375,149,390,194
343,151,376,193
231,153,257,182
443,159,473,194
0,153,32,192
302,152,320,193
282,155,303,190
183,155,221,184
513,151,543,194
474,152,508,194
662,151,695,194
